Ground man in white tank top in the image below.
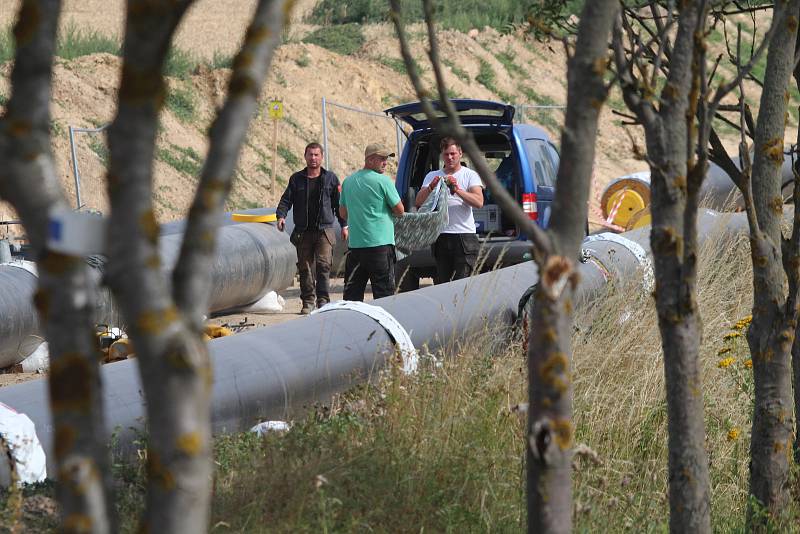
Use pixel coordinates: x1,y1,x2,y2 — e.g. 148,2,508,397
414,137,484,283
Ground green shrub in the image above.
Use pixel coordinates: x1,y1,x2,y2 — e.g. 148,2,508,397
56,25,120,59
302,23,364,56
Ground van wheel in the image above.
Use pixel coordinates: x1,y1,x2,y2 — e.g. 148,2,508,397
396,266,420,293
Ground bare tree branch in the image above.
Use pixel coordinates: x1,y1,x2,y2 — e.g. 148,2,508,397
172,0,292,331
0,1,115,531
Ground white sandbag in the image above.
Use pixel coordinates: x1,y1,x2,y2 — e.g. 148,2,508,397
0,402,47,485
243,291,285,313
250,420,291,436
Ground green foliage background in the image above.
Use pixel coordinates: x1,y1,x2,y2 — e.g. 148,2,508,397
309,0,537,32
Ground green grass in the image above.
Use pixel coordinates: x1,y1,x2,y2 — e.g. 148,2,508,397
88,137,109,166
495,50,525,77
379,55,424,76
56,25,120,59
257,161,272,178
283,114,303,132
210,50,233,69
165,85,197,123
295,51,310,68
443,58,470,83
50,120,64,138
302,23,364,56
274,70,287,88
0,26,13,64
475,59,497,92
156,143,203,176
379,56,405,74
309,0,531,33
519,86,563,132
277,144,301,168
165,47,200,79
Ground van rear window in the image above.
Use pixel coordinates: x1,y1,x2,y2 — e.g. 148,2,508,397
404,108,507,123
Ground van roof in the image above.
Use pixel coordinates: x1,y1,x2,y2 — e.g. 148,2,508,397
514,123,552,142
385,99,515,129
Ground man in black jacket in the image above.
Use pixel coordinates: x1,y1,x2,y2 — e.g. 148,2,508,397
276,143,347,314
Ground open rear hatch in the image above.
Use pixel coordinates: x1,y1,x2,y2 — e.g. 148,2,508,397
385,99,515,130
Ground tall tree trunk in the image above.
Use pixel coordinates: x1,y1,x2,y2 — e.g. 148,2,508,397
789,16,800,468
0,1,114,531
526,2,619,532
105,1,291,530
614,3,712,531
105,4,210,531
648,9,712,532
747,0,800,519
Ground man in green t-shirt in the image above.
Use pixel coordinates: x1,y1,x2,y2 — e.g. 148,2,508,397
339,144,405,301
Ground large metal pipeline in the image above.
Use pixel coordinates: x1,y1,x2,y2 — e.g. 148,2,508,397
0,211,297,368
0,209,749,476
0,264,42,366
600,153,796,229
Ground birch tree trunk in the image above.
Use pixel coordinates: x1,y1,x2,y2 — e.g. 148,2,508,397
104,1,290,531
2,0,290,531
390,1,618,531
792,26,800,467
613,3,712,531
526,2,619,532
0,2,114,531
745,0,800,518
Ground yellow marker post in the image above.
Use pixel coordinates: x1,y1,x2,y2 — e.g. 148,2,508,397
268,99,283,200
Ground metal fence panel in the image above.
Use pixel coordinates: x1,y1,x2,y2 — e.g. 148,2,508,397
321,97,405,179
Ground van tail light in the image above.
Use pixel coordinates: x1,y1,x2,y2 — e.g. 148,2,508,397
522,193,538,221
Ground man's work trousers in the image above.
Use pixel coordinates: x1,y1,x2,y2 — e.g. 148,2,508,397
432,232,480,284
343,245,396,302
295,228,335,308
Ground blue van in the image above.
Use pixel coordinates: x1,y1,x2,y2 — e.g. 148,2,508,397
385,99,561,289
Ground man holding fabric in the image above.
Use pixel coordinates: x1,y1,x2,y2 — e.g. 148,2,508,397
339,144,405,301
414,137,484,284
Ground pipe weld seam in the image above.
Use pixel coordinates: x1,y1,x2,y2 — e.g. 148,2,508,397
582,232,654,290
311,301,418,373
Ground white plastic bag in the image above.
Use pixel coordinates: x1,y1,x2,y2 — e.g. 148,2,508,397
244,291,286,313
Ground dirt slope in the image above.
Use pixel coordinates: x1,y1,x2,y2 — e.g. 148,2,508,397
0,2,768,230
